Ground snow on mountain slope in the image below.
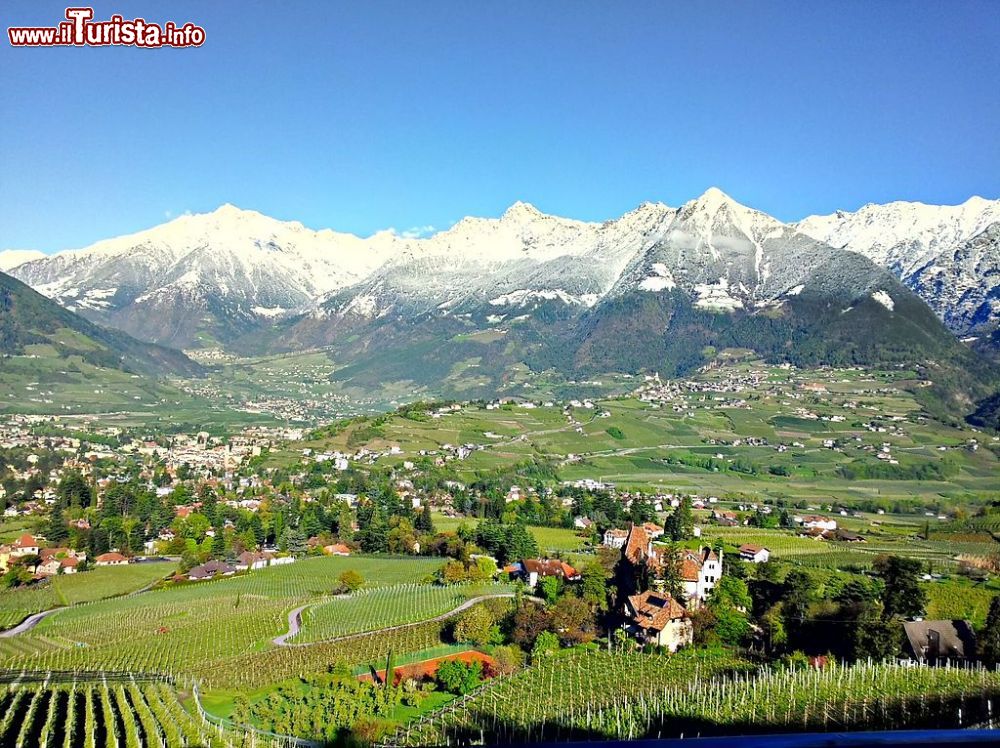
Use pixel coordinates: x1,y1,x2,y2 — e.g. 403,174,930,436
608,188,830,308
0,249,45,272
10,205,401,347
11,191,999,353
797,196,1000,336
317,199,677,320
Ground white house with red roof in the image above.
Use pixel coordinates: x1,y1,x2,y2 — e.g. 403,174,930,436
94,552,129,566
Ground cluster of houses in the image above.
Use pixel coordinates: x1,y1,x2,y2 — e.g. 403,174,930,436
185,550,295,582
0,533,134,578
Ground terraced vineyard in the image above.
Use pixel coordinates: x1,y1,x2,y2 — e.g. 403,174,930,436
385,654,1000,746
702,526,999,570
0,562,174,629
292,582,515,643
0,673,274,747
0,556,493,690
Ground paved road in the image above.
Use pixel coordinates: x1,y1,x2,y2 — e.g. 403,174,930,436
0,563,173,638
273,592,536,648
0,607,66,637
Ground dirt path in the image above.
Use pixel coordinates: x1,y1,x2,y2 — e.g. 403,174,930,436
273,592,535,648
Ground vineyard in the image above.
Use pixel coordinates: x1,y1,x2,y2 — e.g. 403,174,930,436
0,562,174,629
0,557,513,691
0,672,279,747
292,583,515,643
702,526,999,570
383,653,1000,746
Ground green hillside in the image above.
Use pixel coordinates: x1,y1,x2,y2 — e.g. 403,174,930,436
0,271,204,414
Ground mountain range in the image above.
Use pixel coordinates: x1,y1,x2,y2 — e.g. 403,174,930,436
2,189,997,415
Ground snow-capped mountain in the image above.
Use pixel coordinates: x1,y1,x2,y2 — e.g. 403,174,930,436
10,190,998,359
797,196,1000,338
316,199,676,321
0,249,45,272
10,205,399,348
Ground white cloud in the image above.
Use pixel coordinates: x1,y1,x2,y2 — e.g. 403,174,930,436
386,224,437,239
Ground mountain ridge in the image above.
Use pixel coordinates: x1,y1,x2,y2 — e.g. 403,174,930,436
7,190,998,358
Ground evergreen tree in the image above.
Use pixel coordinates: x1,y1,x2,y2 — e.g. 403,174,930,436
212,530,227,559
46,505,69,543
415,503,435,533
879,556,927,619
979,596,1000,668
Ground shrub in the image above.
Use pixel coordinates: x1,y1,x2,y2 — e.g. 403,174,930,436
338,569,365,593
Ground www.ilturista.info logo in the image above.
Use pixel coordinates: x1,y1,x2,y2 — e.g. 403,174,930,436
8,7,205,48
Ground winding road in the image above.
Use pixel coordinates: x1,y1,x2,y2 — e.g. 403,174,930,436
0,607,66,638
272,592,538,648
0,560,175,638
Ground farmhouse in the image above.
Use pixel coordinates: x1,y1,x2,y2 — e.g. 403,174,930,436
712,510,739,527
0,533,46,571
188,560,235,581
324,543,352,556
622,590,692,652
797,515,838,531
12,533,41,556
901,620,976,664
235,551,269,571
678,547,722,603
642,522,664,539
738,544,770,563
94,552,129,566
517,558,580,588
603,528,628,549
832,528,866,542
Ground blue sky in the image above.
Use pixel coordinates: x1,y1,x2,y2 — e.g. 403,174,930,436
1,0,998,252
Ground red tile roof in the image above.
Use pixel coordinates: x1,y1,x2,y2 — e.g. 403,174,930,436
626,590,687,632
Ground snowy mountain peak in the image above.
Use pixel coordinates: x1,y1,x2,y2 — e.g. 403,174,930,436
501,200,545,222
0,249,46,272
8,191,998,350
696,186,733,206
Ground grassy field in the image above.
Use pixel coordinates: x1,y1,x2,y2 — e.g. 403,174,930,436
431,513,587,553
699,525,998,571
0,561,175,629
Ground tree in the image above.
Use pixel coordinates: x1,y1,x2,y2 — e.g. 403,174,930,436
853,604,902,661
211,530,227,559
435,660,482,694
781,570,813,625
550,595,597,645
490,645,525,675
58,471,93,509
538,575,562,605
531,630,559,661
579,560,610,611
979,596,1000,668
711,605,751,646
760,603,788,654
281,526,307,556
879,556,927,619
452,605,497,647
338,569,364,593
665,497,694,541
707,576,752,646
510,602,551,648
415,503,435,533
47,506,69,543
